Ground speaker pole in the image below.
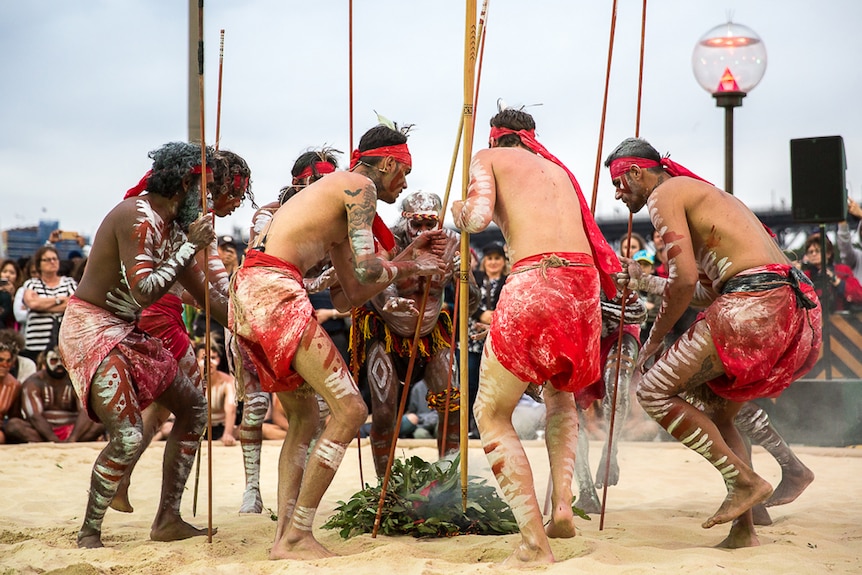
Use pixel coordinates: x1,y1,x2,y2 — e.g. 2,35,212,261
818,224,834,380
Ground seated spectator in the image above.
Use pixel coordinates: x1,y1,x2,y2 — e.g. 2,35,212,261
4,346,104,442
799,232,862,312
0,331,23,444
399,379,439,440
196,342,237,446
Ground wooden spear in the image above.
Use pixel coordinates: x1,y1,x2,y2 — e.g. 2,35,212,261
193,0,214,543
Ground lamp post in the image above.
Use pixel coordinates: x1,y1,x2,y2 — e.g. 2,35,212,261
692,21,767,195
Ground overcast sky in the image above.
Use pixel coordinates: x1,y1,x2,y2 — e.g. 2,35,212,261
1,0,860,244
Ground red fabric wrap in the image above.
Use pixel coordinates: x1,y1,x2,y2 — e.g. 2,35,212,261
137,293,189,361
700,264,822,402
488,127,621,297
124,165,212,199
59,296,178,421
348,143,412,170
489,252,603,392
608,156,711,185
575,324,640,409
372,214,396,252
294,162,336,182
229,250,314,393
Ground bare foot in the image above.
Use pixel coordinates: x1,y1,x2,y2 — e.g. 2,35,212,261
545,503,577,538
502,540,555,566
239,487,264,514
594,452,619,489
270,532,336,560
109,477,134,513
751,503,772,526
716,519,761,549
575,490,601,515
703,475,773,529
765,463,814,507
77,531,104,549
150,519,214,542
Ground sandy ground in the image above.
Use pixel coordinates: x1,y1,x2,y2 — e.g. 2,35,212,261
0,438,859,575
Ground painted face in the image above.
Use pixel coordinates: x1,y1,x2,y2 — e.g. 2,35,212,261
46,350,66,378
405,214,439,239
196,347,221,370
212,191,243,217
381,161,411,203
0,351,12,378
612,170,648,213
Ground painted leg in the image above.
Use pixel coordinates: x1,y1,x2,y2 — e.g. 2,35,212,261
111,346,200,514
595,332,637,489
714,413,760,548
475,343,554,566
78,352,145,548
735,402,814,507
426,348,459,457
574,407,601,514
269,322,367,560
149,369,209,542
365,342,399,478
239,389,269,514
272,389,318,543
637,322,772,532
543,384,579,539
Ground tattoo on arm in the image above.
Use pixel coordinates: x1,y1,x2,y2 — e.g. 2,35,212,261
346,183,402,284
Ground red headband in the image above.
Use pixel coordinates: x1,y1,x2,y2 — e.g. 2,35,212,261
349,144,412,170
488,126,621,297
124,165,212,199
294,161,336,182
608,156,711,185
232,174,249,193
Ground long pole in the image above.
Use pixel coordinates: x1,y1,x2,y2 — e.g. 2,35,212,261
214,29,225,150
599,0,648,532
589,0,619,213
458,0,478,514
195,0,214,543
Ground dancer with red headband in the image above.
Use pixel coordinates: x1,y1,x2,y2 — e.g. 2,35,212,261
108,149,254,514
233,147,342,515
351,191,478,477
605,137,822,548
229,124,449,560
59,141,217,548
451,108,620,566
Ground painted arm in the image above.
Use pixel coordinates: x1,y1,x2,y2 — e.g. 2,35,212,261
120,205,215,310
179,241,230,326
451,151,497,234
640,198,698,367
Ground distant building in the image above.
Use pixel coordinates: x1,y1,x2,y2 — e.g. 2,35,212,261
1,220,86,261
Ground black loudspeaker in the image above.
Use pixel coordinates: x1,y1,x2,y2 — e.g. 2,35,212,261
791,135,847,223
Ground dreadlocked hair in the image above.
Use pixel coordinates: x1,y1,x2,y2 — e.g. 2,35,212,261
213,149,257,209
146,141,215,199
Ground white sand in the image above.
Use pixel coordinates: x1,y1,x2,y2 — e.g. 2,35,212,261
0,439,859,574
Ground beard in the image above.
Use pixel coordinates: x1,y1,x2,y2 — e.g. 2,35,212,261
176,185,205,232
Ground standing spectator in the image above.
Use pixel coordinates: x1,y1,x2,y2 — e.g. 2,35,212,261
836,198,862,283
0,331,23,444
13,258,38,331
618,231,648,260
800,232,862,312
21,246,77,362
465,241,508,438
0,259,23,330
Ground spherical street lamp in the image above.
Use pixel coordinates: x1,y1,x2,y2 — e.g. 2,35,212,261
692,21,767,195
